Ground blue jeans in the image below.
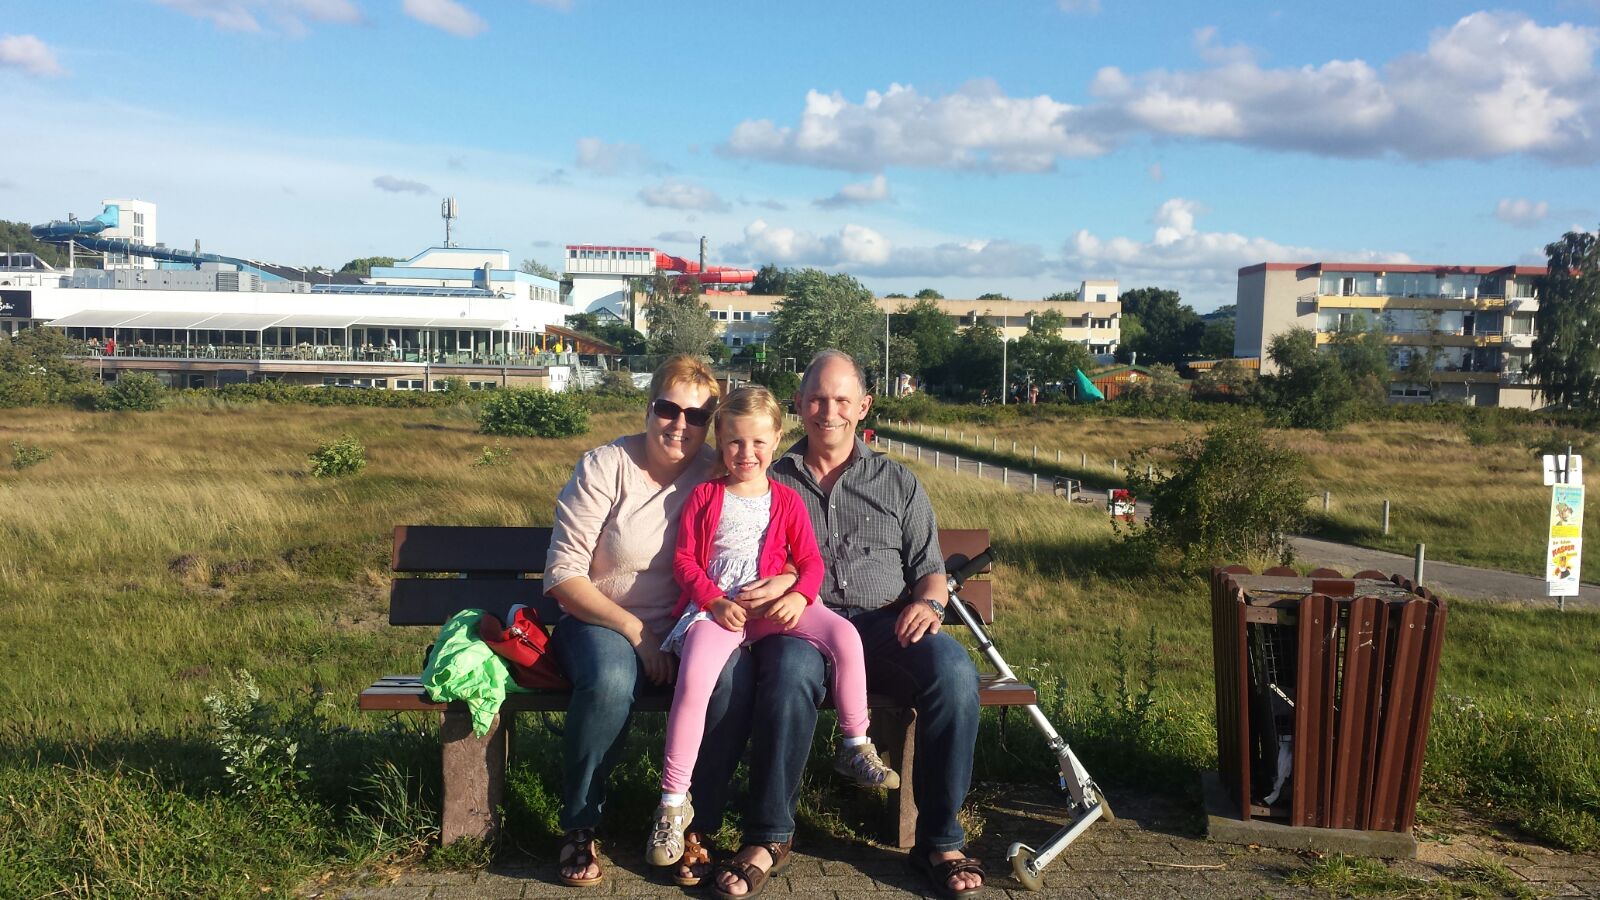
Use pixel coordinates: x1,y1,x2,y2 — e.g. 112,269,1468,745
746,605,980,851
550,614,753,834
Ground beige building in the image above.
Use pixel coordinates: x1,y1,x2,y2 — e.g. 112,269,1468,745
694,279,1122,356
1236,262,1545,408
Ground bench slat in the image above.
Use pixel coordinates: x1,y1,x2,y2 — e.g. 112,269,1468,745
393,525,554,574
390,578,559,626
359,673,1036,712
939,528,993,574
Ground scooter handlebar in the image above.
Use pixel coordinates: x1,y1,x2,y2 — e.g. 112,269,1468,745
948,547,993,588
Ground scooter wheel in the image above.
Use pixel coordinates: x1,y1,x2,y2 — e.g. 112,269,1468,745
1095,786,1116,822
1009,845,1046,892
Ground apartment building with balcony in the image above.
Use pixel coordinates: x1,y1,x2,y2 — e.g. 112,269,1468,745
1236,262,1545,408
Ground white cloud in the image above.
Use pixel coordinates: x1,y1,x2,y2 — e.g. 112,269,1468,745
815,174,891,209
575,137,653,175
638,179,727,212
402,0,486,37
726,12,1600,169
655,230,697,244
722,79,1106,172
372,174,432,194
1494,198,1551,226
731,220,1047,279
153,0,362,35
1057,0,1100,13
1089,12,1600,163
0,34,66,77
1062,198,1411,293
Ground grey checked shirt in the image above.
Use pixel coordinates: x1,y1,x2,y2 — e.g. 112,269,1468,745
770,436,945,610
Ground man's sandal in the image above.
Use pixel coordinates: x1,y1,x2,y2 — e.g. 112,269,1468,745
909,850,986,899
709,839,792,900
556,828,603,888
672,830,715,887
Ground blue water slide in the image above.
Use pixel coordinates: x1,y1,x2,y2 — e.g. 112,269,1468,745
30,204,120,240
30,205,283,280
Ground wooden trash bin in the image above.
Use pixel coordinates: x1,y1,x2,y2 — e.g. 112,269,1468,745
1210,566,1447,833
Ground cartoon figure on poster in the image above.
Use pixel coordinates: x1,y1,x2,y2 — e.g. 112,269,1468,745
1546,482,1584,596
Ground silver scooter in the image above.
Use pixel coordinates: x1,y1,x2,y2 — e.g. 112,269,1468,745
945,548,1114,891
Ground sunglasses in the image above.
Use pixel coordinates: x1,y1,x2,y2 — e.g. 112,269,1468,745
651,398,715,428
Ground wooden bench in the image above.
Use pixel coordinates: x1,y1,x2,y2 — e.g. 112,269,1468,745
360,525,1036,848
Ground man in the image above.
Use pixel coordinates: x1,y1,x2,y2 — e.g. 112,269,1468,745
711,349,983,898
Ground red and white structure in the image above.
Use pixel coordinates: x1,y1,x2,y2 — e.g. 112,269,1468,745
564,244,755,324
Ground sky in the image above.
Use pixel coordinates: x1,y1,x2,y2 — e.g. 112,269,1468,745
2,0,1598,311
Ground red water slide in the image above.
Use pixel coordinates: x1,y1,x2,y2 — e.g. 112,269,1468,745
654,251,756,285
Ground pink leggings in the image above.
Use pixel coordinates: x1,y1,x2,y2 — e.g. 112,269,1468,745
660,603,868,794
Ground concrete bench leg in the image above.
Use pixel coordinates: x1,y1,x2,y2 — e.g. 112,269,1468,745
440,707,506,844
869,707,918,848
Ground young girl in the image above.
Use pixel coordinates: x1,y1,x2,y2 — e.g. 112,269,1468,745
645,385,898,867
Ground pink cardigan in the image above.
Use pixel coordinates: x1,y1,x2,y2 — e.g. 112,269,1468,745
672,478,825,616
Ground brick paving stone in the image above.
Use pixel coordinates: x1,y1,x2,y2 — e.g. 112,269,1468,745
1569,881,1600,898
1519,866,1597,882
326,887,435,900
771,874,882,892
430,884,523,900
394,873,474,886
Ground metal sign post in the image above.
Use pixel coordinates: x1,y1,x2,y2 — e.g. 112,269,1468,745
1543,450,1584,612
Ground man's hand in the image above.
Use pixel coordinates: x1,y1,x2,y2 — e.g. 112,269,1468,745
732,572,798,605
894,599,944,647
632,632,676,686
762,592,807,630
710,598,747,632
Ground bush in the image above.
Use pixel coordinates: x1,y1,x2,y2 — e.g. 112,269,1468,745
479,388,590,438
472,443,512,468
1125,419,1311,568
308,435,367,478
98,371,165,411
10,441,54,470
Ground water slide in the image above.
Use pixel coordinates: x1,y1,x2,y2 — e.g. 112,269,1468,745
653,251,755,286
32,204,280,278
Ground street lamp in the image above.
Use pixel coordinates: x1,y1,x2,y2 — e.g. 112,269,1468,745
1001,336,1009,405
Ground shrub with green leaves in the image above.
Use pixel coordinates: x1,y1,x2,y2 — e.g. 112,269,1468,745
308,435,367,478
1126,418,1311,567
203,669,310,805
478,387,589,438
472,443,512,468
98,371,165,411
10,441,54,470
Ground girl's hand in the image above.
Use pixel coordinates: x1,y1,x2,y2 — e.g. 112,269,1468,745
763,592,807,631
711,598,747,632
733,572,798,605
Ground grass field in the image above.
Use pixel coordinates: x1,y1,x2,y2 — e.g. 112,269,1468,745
874,414,1593,576
2,401,1598,896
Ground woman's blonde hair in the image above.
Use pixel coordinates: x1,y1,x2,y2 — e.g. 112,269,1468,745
649,354,721,403
709,385,786,476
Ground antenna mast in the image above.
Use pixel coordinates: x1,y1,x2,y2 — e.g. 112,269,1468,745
441,197,458,248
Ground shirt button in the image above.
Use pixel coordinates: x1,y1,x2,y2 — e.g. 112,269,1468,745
840,579,848,587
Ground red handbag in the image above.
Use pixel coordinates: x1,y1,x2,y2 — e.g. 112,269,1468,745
477,604,570,690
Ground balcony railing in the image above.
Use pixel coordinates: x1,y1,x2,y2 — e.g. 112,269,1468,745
70,344,580,367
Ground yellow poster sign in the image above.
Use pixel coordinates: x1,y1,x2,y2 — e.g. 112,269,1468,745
1547,483,1584,596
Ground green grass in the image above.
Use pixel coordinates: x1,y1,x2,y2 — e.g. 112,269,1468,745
2,404,1599,895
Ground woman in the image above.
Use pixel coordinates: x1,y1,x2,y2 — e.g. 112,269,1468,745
543,354,788,888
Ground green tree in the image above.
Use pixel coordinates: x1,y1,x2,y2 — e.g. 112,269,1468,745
1530,227,1600,409
0,221,69,268
644,275,717,356
1198,318,1234,359
564,312,646,354
336,256,396,276
768,269,880,372
878,333,921,388
1118,287,1205,365
519,258,559,279
955,320,1004,395
884,292,909,299
1043,290,1080,302
751,264,792,296
894,298,958,384
1260,324,1385,428
914,288,944,300
1013,310,1092,385
976,292,1011,303
99,371,165,411
0,328,91,407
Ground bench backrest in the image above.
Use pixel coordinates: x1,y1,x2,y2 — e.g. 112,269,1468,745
389,525,992,626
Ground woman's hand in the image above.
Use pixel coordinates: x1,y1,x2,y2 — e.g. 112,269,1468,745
762,592,807,631
632,631,676,686
733,572,798,605
710,598,747,632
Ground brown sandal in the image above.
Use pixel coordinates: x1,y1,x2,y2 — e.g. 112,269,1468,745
709,839,792,899
672,830,714,887
556,828,603,887
909,849,985,899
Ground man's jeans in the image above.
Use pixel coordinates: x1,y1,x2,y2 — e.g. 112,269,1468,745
746,605,980,851
550,615,753,834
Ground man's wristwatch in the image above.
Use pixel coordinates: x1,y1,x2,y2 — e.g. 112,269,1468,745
923,597,947,619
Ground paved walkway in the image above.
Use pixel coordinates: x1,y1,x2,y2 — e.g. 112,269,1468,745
311,787,1600,897
874,433,1600,608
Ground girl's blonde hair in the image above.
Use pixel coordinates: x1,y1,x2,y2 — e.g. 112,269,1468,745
709,385,786,476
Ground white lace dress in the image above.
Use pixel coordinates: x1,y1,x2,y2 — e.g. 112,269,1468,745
661,488,773,653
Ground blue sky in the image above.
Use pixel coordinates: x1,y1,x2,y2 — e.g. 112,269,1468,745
2,0,1598,310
